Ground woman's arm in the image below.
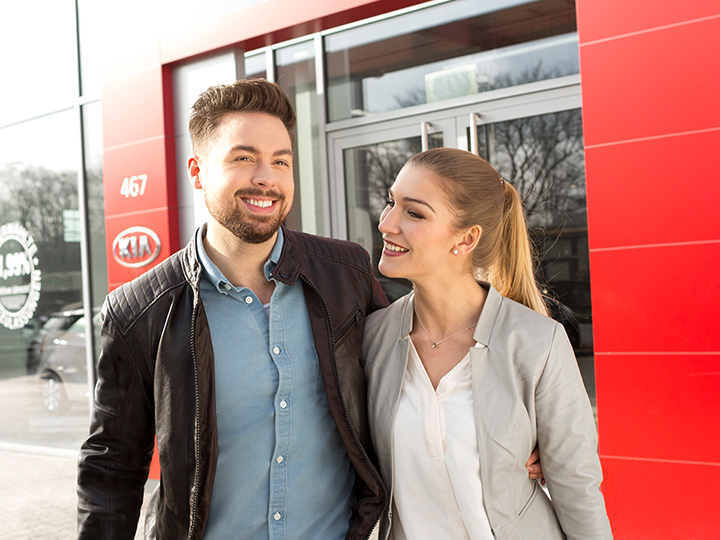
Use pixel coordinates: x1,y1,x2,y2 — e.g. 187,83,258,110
535,324,613,540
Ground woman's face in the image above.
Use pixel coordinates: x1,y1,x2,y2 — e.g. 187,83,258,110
377,164,464,283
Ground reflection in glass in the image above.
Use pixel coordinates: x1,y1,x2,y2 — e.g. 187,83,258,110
275,41,326,235
344,136,428,302
245,52,267,80
326,0,578,121
477,109,591,352
0,111,89,450
82,102,107,362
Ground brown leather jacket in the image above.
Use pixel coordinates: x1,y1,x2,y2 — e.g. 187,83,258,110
77,226,388,539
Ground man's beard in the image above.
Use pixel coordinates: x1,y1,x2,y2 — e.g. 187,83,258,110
206,188,289,244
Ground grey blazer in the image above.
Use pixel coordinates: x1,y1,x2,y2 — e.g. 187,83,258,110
363,284,613,540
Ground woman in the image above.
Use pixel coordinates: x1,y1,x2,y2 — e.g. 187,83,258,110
363,148,612,540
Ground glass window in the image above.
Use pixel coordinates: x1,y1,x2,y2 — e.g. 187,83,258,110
477,109,591,352
245,52,267,80
82,102,107,362
0,1,78,125
77,0,103,97
0,111,88,449
275,41,327,236
325,0,578,122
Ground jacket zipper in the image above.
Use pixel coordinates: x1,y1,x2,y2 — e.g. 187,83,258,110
187,295,202,540
300,275,388,540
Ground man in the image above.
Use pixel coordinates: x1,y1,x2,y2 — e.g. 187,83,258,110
77,79,388,539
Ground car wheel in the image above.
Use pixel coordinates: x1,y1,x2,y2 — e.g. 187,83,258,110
41,374,68,413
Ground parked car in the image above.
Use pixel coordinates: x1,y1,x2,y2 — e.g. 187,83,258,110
26,308,84,374
37,311,100,413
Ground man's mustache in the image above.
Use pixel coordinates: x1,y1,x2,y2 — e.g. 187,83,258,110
234,188,285,202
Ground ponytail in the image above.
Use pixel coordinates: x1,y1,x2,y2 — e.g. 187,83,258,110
490,182,548,316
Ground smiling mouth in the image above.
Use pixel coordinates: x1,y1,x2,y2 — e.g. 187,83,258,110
383,240,409,253
242,198,274,208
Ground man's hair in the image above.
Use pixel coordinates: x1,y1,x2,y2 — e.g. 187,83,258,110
189,78,296,155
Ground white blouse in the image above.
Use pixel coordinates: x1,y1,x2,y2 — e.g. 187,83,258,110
391,340,494,540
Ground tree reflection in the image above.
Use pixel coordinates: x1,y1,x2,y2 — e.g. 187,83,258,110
0,163,81,316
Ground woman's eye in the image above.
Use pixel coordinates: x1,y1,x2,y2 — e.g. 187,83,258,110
385,199,395,207
408,210,424,219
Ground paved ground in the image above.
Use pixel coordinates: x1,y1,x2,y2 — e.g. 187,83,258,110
1,444,153,540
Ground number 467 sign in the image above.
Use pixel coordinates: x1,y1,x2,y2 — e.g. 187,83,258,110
120,174,148,198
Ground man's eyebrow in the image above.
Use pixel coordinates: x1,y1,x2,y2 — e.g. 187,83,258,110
227,145,293,157
389,188,436,213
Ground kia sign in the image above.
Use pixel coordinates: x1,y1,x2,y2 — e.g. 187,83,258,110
112,226,162,268
0,222,42,330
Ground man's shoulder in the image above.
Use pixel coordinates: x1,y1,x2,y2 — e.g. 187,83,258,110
284,228,372,273
106,248,190,324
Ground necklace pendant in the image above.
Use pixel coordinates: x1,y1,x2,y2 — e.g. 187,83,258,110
431,343,438,349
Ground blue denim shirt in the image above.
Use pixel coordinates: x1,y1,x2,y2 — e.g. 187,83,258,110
197,228,354,540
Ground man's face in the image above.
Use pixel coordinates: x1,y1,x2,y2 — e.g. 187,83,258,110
190,111,294,244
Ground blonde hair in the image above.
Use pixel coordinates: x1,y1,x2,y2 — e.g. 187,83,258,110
407,148,547,315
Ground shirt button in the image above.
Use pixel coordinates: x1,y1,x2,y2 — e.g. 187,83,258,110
273,512,282,521
245,296,253,304
279,399,288,409
276,455,284,464
272,346,280,355
223,283,232,291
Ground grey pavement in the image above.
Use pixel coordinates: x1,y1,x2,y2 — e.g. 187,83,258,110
1,444,153,540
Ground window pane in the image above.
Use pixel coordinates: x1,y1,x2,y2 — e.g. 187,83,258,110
77,0,103,97
479,109,591,351
1,1,78,125
245,52,267,80
82,102,107,362
0,111,89,449
325,0,578,122
275,41,326,236
343,138,423,302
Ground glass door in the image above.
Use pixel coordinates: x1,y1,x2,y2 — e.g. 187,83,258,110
329,116,456,300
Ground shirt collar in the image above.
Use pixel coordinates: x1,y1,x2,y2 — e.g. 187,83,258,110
195,226,285,292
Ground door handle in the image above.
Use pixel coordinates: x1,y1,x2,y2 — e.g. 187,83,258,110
469,112,481,155
421,121,432,152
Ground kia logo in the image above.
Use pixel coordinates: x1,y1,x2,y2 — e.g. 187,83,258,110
112,226,162,268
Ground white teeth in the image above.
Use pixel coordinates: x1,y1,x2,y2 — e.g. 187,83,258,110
244,198,273,208
384,241,408,253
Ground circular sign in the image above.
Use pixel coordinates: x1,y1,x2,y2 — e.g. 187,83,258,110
112,226,162,268
0,222,42,330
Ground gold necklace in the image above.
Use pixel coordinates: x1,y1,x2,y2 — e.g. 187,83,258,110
414,310,476,349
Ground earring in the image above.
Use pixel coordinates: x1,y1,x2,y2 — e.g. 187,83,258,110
453,249,459,255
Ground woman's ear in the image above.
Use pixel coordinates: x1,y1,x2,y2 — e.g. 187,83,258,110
454,225,482,256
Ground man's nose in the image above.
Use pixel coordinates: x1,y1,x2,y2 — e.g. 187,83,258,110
251,160,277,188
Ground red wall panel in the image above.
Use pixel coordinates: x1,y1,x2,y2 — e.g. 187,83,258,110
579,16,720,147
590,243,720,353
101,68,168,149
577,0,719,43
584,129,720,250
104,208,179,290
596,354,720,462
103,139,175,217
600,458,720,540
578,2,720,537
